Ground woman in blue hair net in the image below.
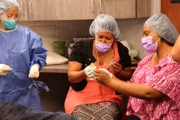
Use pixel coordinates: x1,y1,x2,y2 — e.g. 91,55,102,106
0,0,47,111
65,13,132,120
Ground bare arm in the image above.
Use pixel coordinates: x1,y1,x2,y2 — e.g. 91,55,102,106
94,69,165,99
171,35,180,62
68,61,86,83
109,62,132,80
107,77,164,99
116,68,132,80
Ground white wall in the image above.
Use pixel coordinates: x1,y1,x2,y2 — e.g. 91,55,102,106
117,18,148,58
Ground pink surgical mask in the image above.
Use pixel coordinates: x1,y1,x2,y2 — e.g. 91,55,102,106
95,40,112,52
141,36,159,53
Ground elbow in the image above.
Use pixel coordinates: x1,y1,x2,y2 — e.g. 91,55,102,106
143,91,163,99
67,72,74,83
135,92,155,100
171,52,180,63
68,78,74,83
143,92,155,99
67,72,83,83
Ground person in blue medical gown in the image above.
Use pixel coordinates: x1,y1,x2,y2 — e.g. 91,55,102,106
0,0,47,111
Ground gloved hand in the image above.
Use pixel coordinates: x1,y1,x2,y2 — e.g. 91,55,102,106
94,68,114,86
98,68,113,78
29,64,40,78
0,64,12,76
84,65,96,80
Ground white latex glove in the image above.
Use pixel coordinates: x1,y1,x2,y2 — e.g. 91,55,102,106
29,64,40,78
84,65,96,80
98,68,113,78
0,64,12,76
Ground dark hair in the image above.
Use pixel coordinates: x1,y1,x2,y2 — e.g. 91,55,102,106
161,38,174,46
0,102,76,120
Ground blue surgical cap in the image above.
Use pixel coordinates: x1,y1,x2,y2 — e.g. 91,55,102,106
0,0,20,14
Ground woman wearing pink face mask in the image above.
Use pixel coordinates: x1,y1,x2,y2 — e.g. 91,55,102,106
94,13,180,120
65,14,132,120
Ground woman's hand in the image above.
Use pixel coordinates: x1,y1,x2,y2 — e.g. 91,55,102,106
29,64,40,78
84,65,96,80
94,69,113,86
0,64,12,76
108,61,122,74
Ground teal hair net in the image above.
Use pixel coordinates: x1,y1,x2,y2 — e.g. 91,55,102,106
89,14,120,40
0,0,20,14
145,13,179,45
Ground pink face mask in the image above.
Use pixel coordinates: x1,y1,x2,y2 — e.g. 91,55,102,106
95,41,112,53
141,36,158,53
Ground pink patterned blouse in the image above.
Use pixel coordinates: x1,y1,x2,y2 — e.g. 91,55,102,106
127,54,180,120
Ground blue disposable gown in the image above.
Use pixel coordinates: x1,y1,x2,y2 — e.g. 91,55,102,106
0,26,47,111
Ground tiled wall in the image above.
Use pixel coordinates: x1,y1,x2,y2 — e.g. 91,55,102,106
19,18,148,59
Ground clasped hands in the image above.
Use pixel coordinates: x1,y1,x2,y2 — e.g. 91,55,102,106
84,65,113,85
84,62,122,85
84,65,112,78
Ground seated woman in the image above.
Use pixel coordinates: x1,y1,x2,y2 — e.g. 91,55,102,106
65,14,132,120
94,13,180,120
0,102,76,120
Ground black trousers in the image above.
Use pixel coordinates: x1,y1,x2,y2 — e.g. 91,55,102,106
127,115,141,120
